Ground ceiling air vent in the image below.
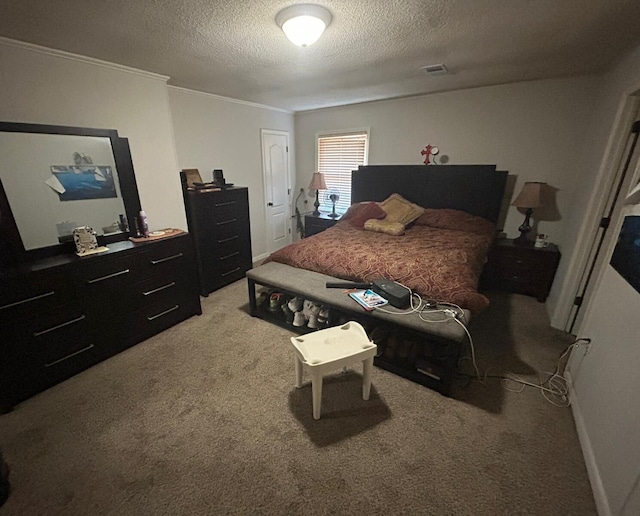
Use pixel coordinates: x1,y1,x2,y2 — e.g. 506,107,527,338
421,64,448,76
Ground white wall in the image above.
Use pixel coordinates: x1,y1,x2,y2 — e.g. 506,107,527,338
295,77,608,321
567,43,640,516
0,38,184,233
167,87,295,261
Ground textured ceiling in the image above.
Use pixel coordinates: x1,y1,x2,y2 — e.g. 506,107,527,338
1,0,640,112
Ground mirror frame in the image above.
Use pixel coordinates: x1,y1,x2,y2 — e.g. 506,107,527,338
0,121,142,265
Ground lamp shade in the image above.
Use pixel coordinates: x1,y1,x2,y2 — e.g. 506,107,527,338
512,182,545,209
309,172,327,190
276,4,332,47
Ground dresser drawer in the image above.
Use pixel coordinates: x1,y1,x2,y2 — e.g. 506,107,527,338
211,218,244,241
128,294,198,342
494,263,535,282
130,273,186,309
3,301,95,365
137,236,193,277
489,249,533,270
74,254,136,289
210,194,245,222
0,271,76,324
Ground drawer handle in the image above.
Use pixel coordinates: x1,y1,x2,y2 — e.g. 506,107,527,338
0,290,55,311
147,304,180,321
218,235,238,244
221,267,241,277
220,252,240,261
143,282,176,296
150,253,183,265
45,344,95,368
215,201,236,207
216,218,237,226
87,269,130,284
33,315,86,337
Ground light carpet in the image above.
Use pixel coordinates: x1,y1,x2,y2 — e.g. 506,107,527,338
0,280,596,515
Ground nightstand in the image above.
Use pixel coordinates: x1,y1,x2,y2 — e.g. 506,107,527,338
483,239,561,302
304,213,340,237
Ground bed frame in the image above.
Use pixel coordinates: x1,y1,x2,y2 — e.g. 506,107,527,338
352,164,507,223
247,164,508,396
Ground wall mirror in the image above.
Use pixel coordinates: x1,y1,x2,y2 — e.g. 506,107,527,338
0,122,141,264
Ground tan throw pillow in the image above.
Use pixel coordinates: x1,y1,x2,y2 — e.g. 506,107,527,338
364,219,406,236
379,193,425,225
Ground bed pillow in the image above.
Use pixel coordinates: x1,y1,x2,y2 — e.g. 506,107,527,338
415,208,495,237
363,219,406,236
341,202,387,228
379,193,425,225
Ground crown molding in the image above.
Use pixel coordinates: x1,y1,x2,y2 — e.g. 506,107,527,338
168,86,293,114
0,37,170,82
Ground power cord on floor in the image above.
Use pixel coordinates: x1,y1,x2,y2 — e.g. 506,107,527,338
368,284,589,407
457,338,591,407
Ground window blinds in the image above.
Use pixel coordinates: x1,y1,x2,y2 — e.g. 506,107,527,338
317,131,368,213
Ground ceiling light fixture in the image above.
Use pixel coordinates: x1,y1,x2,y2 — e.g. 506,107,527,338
276,4,332,47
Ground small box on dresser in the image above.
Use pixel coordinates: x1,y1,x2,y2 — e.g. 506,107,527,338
483,238,561,302
180,179,253,296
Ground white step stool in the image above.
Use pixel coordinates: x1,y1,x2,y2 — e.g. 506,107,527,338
290,321,377,420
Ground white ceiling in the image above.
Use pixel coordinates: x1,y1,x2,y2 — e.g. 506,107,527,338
1,0,640,112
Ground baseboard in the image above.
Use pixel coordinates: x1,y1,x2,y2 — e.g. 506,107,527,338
566,370,612,516
252,253,270,266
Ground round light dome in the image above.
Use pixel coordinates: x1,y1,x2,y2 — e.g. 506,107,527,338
276,4,332,47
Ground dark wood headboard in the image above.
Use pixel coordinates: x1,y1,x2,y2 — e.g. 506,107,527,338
351,164,508,223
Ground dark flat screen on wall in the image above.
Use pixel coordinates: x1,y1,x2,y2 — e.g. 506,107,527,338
610,215,640,295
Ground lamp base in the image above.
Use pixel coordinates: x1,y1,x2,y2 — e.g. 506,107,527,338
312,191,320,216
515,208,533,243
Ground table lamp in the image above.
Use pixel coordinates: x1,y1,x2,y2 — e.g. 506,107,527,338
309,172,327,216
511,181,545,242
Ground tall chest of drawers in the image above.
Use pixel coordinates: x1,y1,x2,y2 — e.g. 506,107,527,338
181,186,253,296
0,234,201,412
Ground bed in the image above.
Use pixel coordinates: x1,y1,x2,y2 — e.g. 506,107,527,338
248,164,507,393
263,164,507,314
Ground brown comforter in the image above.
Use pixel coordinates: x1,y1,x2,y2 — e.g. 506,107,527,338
264,208,496,314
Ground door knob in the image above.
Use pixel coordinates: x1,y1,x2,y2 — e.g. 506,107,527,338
267,202,273,206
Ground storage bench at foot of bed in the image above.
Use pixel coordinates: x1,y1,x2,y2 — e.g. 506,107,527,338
246,262,470,396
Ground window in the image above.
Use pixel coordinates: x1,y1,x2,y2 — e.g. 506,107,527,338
317,130,369,213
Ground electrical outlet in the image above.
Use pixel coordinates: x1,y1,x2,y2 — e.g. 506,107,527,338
579,337,592,354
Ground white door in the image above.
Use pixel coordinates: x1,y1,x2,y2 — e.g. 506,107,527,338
261,129,291,254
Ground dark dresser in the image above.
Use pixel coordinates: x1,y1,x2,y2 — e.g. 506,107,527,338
483,238,561,302
181,182,253,296
0,234,202,412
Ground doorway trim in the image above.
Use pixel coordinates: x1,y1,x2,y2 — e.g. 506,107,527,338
551,93,640,332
